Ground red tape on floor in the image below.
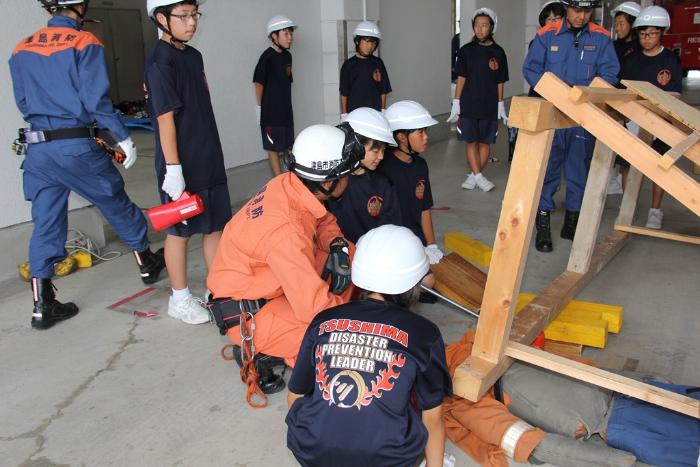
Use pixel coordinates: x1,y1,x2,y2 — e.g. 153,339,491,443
107,287,156,310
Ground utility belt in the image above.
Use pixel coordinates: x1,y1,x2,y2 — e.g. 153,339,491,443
206,297,268,336
12,126,126,163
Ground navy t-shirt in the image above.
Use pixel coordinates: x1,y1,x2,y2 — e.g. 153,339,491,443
614,37,640,63
377,151,433,244
456,41,509,120
286,299,452,467
253,47,293,126
326,171,403,243
620,48,682,94
144,40,227,193
339,55,392,112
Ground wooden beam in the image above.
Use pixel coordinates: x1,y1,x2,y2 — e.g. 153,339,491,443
567,140,615,273
544,339,583,359
469,128,555,365
535,73,700,217
432,253,487,312
569,86,638,104
637,100,694,133
623,79,700,132
659,132,700,170
508,96,577,131
614,224,700,245
454,231,629,401
506,342,700,418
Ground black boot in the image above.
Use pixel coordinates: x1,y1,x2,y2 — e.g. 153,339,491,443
133,247,165,284
560,211,580,240
232,345,287,394
535,211,553,253
31,278,79,330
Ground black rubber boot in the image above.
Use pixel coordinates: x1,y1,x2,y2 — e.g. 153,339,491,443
232,345,287,395
31,278,79,330
133,247,165,284
535,211,553,253
560,210,580,240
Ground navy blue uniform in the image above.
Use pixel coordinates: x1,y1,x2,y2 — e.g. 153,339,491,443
9,16,148,278
286,299,452,467
523,20,620,212
145,40,231,236
377,151,433,244
254,47,294,152
326,171,402,243
339,55,392,112
455,41,509,121
614,37,640,63
451,33,460,82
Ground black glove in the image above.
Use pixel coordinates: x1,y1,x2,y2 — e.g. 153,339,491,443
321,237,351,295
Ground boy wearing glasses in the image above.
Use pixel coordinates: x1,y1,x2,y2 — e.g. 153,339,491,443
340,21,392,118
254,16,298,177
145,0,232,325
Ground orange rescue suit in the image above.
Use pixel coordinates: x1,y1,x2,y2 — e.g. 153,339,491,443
208,173,354,366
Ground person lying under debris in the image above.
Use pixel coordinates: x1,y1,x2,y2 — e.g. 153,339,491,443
286,225,453,467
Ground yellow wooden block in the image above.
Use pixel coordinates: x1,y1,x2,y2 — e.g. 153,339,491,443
516,293,623,333
545,316,608,348
444,231,492,269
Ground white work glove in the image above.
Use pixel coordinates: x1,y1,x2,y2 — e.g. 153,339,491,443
255,105,261,125
340,113,349,122
497,101,508,125
162,164,186,200
425,244,444,265
446,99,460,123
118,136,138,170
419,453,456,467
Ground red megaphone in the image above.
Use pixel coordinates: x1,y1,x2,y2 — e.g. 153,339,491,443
147,191,204,231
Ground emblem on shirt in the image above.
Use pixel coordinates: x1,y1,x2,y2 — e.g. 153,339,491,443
657,69,672,87
245,185,267,220
372,68,382,83
550,45,559,52
488,57,499,71
315,319,409,409
286,63,292,78
367,195,383,217
415,180,426,200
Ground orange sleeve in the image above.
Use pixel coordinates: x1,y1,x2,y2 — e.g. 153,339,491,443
315,211,345,252
265,230,347,323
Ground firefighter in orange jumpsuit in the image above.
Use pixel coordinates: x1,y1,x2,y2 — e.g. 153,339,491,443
208,123,364,393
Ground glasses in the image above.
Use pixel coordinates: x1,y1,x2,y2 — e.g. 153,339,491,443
170,12,202,22
639,31,661,39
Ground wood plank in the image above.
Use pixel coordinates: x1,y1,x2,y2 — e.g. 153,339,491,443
567,140,615,273
569,86,638,104
544,316,608,348
432,253,487,311
535,73,700,217
659,132,700,170
591,78,700,166
506,342,700,418
544,339,583,359
469,129,555,366
623,79,700,132
614,224,700,245
518,292,624,333
615,129,652,227
443,232,493,269
508,96,577,131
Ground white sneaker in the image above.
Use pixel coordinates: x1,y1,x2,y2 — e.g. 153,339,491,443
168,295,210,325
645,208,663,230
461,173,476,190
475,173,495,192
607,172,623,195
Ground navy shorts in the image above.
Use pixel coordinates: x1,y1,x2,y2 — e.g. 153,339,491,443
159,183,232,237
457,118,498,144
261,125,294,152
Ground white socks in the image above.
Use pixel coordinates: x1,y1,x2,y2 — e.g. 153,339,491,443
171,287,191,303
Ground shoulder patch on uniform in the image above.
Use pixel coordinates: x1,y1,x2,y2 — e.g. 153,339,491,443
12,27,102,56
588,22,611,37
537,21,561,37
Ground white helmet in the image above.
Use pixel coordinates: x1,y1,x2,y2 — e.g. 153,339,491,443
610,1,641,18
147,0,206,19
290,124,364,182
352,225,429,295
385,100,438,133
344,108,396,146
472,7,498,34
633,5,670,30
353,21,382,40
266,15,297,36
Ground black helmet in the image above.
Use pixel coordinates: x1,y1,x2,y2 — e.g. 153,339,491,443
560,0,601,9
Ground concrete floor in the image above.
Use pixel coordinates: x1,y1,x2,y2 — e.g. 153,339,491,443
1,85,699,466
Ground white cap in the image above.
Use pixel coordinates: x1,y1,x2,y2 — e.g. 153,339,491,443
473,7,498,34
290,124,362,182
633,5,670,29
266,15,297,36
611,1,642,18
353,21,382,40
344,108,396,145
385,100,438,133
147,0,206,19
352,225,429,295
